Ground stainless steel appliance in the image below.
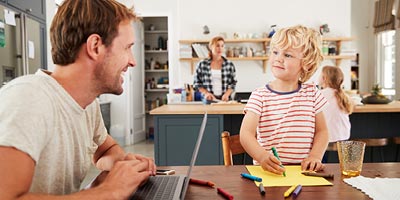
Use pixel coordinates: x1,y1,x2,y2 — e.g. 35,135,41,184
0,4,45,87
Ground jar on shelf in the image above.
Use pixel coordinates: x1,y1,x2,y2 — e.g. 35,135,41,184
233,47,240,57
227,47,234,57
328,42,337,55
322,41,329,56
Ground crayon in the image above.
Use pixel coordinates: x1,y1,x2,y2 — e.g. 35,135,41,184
259,183,266,195
240,173,262,182
217,187,234,200
292,185,302,197
301,171,334,179
189,178,215,187
283,185,297,198
271,147,286,177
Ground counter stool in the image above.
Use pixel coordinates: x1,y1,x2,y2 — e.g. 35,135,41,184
323,142,338,163
393,137,400,162
353,138,389,162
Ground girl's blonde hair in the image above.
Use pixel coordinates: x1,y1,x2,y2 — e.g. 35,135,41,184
321,66,353,114
270,25,323,83
208,36,225,58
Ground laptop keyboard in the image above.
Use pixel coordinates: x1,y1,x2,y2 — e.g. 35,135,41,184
130,176,180,200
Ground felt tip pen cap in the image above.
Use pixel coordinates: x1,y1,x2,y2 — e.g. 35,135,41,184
240,173,262,182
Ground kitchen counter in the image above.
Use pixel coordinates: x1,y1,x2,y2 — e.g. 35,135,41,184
150,101,400,166
150,101,400,114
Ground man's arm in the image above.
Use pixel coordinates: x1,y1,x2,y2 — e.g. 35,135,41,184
94,135,156,174
0,146,151,200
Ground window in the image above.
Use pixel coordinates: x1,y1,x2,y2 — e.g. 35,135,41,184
376,30,396,96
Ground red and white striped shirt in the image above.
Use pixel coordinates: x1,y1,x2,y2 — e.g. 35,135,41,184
244,83,327,164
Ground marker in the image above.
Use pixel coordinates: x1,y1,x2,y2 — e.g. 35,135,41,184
240,173,262,182
301,171,334,179
259,183,266,195
292,185,302,197
271,147,286,177
189,178,215,187
217,187,234,200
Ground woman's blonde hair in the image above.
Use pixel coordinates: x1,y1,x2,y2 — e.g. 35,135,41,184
270,25,323,83
321,66,353,114
208,36,225,58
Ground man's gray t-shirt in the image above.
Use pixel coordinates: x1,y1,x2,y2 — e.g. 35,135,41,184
0,70,108,194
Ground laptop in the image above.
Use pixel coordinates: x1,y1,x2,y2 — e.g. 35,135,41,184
130,113,207,200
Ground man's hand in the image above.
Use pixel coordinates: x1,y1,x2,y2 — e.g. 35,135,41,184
97,159,152,199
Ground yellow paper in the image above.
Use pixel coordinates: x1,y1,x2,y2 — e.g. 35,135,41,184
246,165,333,187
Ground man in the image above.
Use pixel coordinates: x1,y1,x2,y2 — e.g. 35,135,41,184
0,0,156,199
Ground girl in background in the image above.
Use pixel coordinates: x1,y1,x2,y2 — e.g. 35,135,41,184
319,66,353,142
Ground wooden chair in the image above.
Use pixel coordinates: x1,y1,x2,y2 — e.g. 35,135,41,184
353,138,389,162
221,131,246,166
393,137,400,162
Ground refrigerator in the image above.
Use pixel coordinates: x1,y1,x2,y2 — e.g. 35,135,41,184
0,4,45,87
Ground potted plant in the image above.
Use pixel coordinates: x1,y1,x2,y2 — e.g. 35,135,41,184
361,84,392,104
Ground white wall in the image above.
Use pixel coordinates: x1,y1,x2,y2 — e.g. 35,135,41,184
177,0,352,91
351,0,376,94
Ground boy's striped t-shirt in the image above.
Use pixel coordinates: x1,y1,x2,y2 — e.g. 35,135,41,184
244,83,327,164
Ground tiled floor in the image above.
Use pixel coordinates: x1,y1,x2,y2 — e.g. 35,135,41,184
81,140,154,188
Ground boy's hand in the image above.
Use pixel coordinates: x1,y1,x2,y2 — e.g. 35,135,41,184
259,152,286,175
301,156,324,171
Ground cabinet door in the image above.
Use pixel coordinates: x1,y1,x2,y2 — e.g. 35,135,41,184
155,115,223,166
8,0,45,21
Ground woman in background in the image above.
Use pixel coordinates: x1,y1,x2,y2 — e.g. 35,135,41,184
193,36,237,102
319,66,353,143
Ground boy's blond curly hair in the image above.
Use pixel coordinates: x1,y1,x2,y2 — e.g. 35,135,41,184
270,25,323,83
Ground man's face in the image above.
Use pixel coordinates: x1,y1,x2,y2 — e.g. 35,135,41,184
95,21,136,95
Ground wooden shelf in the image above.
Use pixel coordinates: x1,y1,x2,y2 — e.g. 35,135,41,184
322,37,354,42
145,30,168,34
180,57,268,74
145,50,168,53
179,38,271,44
180,37,355,73
145,89,169,92
180,38,270,74
145,69,169,73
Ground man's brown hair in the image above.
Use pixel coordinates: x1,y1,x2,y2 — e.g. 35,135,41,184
50,0,137,65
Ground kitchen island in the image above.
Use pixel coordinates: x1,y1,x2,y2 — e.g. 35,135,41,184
150,101,400,165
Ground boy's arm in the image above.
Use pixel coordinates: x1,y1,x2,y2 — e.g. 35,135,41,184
240,111,284,174
301,112,329,171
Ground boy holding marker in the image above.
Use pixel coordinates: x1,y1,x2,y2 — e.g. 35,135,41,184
240,25,329,175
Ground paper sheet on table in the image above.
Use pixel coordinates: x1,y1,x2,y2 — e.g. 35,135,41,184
343,176,400,200
246,165,333,187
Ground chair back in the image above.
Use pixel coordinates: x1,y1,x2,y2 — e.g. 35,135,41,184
221,131,246,166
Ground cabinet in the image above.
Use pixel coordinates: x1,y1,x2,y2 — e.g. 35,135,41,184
154,114,224,166
179,37,355,74
143,17,169,139
7,0,46,21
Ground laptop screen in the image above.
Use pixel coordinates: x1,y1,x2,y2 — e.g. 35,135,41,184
180,112,207,199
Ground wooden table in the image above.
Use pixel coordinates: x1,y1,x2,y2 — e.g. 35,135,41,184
164,163,400,199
